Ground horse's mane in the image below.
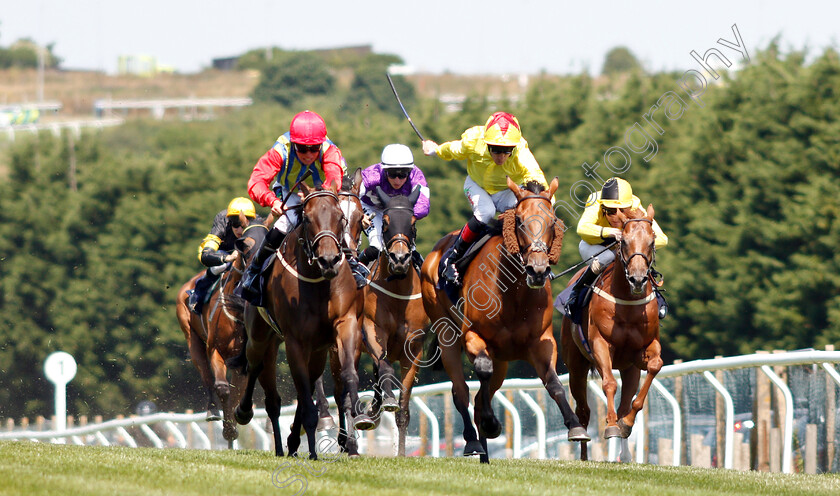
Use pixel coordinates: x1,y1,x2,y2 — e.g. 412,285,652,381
623,207,647,219
501,209,564,265
523,180,546,194
385,194,413,210
340,174,354,193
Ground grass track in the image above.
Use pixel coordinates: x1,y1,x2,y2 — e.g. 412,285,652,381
1,441,838,496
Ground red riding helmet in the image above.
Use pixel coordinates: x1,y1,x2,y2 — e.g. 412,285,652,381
289,110,327,145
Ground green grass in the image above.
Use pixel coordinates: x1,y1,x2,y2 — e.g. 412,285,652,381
1,441,838,496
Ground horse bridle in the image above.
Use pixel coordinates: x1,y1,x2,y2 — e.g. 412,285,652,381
299,190,345,265
618,217,656,282
338,190,363,254
513,194,554,263
381,204,416,255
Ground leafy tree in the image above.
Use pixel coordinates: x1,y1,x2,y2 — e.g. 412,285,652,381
601,46,642,76
251,52,335,107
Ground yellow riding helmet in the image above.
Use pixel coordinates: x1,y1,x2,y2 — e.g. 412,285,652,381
483,112,522,147
600,177,634,208
226,197,256,219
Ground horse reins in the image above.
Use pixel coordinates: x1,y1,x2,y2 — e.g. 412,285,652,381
618,218,656,283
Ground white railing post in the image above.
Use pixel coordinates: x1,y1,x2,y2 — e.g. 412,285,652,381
703,371,733,469
761,365,793,474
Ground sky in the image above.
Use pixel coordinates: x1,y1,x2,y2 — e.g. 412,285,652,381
1,0,838,75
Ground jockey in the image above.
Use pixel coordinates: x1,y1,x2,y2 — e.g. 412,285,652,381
358,143,431,273
236,110,366,306
565,177,669,324
422,111,552,286
189,197,258,314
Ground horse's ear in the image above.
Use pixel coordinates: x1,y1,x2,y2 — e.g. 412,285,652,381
646,203,655,220
375,186,390,207
548,177,559,199
328,181,339,194
299,183,312,197
506,176,523,200
351,168,363,195
408,185,421,205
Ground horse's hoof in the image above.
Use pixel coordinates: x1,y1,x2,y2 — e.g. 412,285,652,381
381,397,400,413
234,407,253,425
618,419,633,439
206,408,222,422
223,426,240,443
317,416,337,432
479,418,502,439
463,440,485,456
353,414,376,431
604,425,621,438
567,426,591,442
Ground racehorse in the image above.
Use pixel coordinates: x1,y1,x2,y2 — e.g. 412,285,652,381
560,204,663,461
232,176,372,459
359,186,429,456
175,219,267,447
421,177,589,463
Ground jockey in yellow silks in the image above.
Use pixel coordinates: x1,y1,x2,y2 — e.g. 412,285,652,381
565,177,668,324
422,112,552,285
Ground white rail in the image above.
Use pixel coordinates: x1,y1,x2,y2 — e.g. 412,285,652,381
2,350,838,473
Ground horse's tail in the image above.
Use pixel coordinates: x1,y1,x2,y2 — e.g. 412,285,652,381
225,332,249,374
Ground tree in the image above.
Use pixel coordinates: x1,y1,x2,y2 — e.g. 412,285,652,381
601,46,642,76
251,52,335,107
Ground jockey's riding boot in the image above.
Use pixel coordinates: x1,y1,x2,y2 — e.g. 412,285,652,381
236,228,285,306
442,217,485,286
565,266,599,325
346,254,370,289
411,249,425,275
654,288,668,319
358,246,380,266
188,269,218,314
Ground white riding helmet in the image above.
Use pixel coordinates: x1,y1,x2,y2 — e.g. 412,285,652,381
380,144,415,170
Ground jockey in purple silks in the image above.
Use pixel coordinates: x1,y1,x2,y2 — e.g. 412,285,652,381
358,144,430,273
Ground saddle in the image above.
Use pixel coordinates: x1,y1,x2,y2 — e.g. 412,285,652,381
436,219,504,302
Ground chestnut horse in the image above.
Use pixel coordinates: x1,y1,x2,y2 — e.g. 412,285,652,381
175,220,267,446
360,186,429,456
233,181,371,459
560,204,663,461
421,177,589,463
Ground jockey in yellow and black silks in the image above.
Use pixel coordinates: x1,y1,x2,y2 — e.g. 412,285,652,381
189,197,258,314
565,177,668,324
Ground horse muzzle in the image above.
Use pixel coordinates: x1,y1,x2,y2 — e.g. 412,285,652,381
316,253,343,279
628,275,646,295
525,265,549,289
388,251,411,276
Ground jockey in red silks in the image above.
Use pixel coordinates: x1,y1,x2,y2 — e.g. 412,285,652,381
236,110,366,305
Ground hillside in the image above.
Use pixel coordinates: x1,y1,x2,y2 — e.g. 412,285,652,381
0,68,562,120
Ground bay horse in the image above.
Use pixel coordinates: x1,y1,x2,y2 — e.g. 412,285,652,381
359,186,429,456
233,179,372,459
421,177,589,463
560,204,663,461
175,219,267,447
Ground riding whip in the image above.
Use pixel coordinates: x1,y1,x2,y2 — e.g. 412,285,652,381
386,72,425,141
549,241,617,280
